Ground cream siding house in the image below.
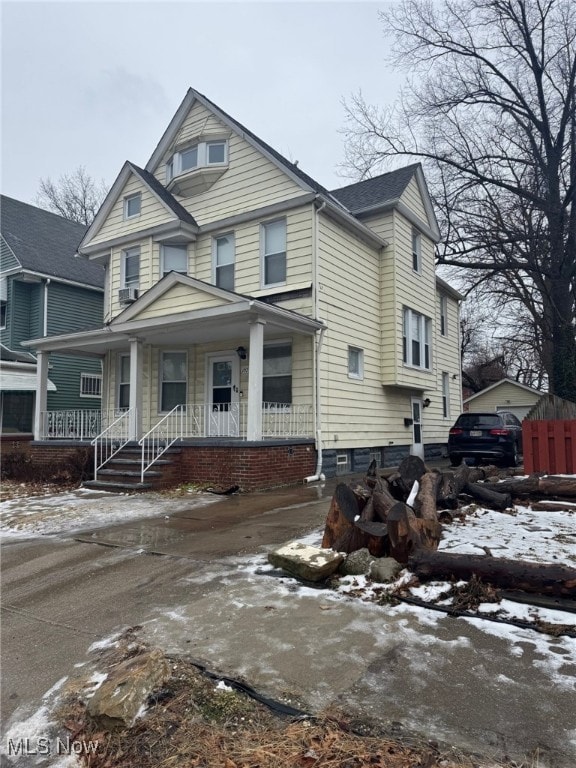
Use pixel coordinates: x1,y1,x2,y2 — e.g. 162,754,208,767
26,88,462,489
464,379,543,421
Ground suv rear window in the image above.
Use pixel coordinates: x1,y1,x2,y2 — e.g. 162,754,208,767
456,414,501,428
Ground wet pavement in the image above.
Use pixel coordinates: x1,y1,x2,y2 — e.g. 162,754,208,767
2,478,576,766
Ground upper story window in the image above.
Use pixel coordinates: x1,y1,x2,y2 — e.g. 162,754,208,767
161,245,188,277
440,295,448,336
262,219,286,287
403,307,431,370
122,247,140,289
124,193,141,219
166,140,228,183
213,233,235,291
0,277,7,329
412,228,422,273
442,372,450,418
348,346,364,380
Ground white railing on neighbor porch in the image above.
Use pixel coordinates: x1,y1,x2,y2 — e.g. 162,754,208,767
261,402,313,438
39,409,110,440
139,404,186,482
91,408,135,475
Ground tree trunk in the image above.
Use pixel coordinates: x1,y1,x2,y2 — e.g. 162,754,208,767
437,463,472,509
463,482,512,511
408,550,576,597
387,501,441,564
481,475,576,499
321,483,388,556
414,471,441,520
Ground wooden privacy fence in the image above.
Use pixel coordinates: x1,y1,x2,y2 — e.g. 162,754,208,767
522,420,576,474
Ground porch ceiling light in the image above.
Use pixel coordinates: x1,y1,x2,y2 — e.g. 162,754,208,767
236,346,247,360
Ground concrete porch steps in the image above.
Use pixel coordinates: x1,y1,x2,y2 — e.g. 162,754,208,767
83,444,182,492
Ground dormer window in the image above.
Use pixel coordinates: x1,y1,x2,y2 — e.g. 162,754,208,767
124,193,141,219
166,140,228,183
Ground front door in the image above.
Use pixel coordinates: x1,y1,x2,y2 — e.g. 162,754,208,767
207,355,240,436
410,397,424,459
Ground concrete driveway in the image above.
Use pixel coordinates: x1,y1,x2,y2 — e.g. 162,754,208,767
1,480,575,767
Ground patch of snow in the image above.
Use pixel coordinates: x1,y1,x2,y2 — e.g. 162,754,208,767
215,680,233,692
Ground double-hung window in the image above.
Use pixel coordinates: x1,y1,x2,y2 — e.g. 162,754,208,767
440,295,448,336
403,308,431,369
161,245,188,277
160,351,187,412
348,346,364,379
442,372,450,418
412,228,421,273
262,219,286,286
122,247,140,289
263,342,292,405
213,234,235,291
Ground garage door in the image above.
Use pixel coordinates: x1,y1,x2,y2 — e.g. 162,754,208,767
496,404,532,420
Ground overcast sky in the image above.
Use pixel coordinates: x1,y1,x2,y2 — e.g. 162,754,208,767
1,1,403,206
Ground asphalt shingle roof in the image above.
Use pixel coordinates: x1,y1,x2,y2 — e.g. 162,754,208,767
128,164,198,226
0,196,104,288
329,164,421,213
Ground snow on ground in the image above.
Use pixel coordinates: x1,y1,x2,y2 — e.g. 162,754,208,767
0,488,221,541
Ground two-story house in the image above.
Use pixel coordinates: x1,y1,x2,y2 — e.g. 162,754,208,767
1,196,105,442
24,89,462,489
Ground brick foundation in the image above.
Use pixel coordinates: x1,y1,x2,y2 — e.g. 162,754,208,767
1,434,34,457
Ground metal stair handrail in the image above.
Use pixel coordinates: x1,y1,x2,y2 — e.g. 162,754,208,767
91,408,135,476
138,404,185,482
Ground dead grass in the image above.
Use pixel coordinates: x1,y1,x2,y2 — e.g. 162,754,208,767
0,479,79,502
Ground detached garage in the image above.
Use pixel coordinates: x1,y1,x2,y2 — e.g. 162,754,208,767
463,378,544,421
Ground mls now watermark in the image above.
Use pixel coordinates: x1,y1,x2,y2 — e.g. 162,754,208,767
6,736,99,757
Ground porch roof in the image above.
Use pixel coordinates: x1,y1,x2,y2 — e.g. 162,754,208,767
22,296,325,357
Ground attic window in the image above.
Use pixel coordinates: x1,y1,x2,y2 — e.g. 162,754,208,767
124,193,141,219
166,140,228,183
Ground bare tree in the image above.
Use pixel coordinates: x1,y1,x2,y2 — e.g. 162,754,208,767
36,166,108,226
344,0,576,401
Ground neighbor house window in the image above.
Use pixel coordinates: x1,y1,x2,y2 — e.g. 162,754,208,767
403,308,431,369
412,228,421,272
161,245,188,277
348,346,364,379
160,351,187,412
118,354,130,410
166,140,228,182
122,247,140,289
262,219,286,286
80,373,102,398
440,295,448,336
442,372,450,418
263,342,292,405
124,193,141,219
213,233,235,291
0,277,6,329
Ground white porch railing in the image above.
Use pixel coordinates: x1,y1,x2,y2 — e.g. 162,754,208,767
39,409,112,440
139,405,186,482
91,408,135,475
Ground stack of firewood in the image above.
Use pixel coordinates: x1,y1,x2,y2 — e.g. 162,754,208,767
322,457,576,597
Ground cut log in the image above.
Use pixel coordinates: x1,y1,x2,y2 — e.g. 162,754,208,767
355,520,388,558
414,471,442,521
463,482,512,511
408,550,576,597
371,483,397,522
530,501,576,512
387,501,441,563
398,455,427,488
480,475,576,500
437,462,472,509
321,483,388,556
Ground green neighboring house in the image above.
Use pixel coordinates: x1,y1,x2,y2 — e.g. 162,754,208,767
0,196,104,435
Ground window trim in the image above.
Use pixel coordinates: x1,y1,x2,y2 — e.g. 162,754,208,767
212,232,235,291
263,339,292,408
440,295,448,337
442,371,450,418
166,139,229,182
123,193,141,220
117,354,130,410
80,373,102,399
160,244,188,277
121,246,140,289
403,307,432,370
261,218,287,288
158,350,188,414
348,346,364,380
412,228,422,273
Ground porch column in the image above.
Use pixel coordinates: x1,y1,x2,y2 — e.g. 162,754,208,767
247,319,265,441
34,351,49,440
129,337,143,441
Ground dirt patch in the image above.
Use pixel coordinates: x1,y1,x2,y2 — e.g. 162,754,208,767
0,479,80,502
56,635,490,768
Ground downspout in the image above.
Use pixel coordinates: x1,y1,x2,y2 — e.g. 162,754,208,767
305,198,327,483
43,278,51,336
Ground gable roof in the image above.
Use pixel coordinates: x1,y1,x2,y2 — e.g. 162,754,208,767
464,378,544,403
79,161,198,252
0,195,104,288
329,164,420,212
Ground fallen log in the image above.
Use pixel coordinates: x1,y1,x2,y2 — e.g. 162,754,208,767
437,462,472,509
321,483,388,556
408,550,576,598
414,471,442,520
480,475,576,500
463,482,512,511
387,501,442,564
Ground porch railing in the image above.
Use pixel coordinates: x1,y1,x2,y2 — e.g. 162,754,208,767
139,405,186,482
91,408,135,475
39,409,111,440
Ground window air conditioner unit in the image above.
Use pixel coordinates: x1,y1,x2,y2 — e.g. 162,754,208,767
118,287,139,304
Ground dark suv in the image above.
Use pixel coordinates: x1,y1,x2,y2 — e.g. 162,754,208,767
448,411,523,467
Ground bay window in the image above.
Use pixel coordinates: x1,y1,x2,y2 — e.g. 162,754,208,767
403,308,431,369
